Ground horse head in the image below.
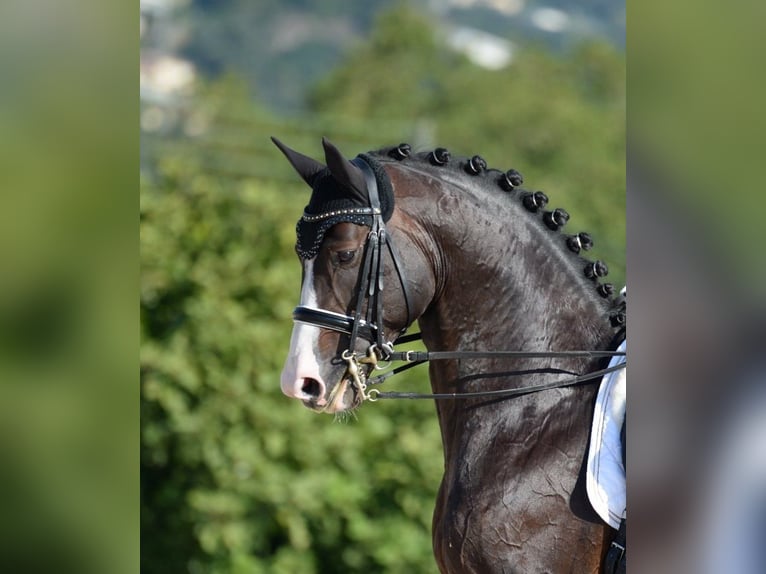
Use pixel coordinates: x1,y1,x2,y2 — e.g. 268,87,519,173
274,137,434,413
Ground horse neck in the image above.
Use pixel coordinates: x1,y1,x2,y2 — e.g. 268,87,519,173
401,169,616,459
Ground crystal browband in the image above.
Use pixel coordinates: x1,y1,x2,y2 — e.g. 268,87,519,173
301,207,380,222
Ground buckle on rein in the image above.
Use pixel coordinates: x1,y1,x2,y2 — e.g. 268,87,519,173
341,343,392,402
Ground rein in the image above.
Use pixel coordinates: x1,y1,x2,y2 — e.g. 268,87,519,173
367,363,626,401
293,156,626,403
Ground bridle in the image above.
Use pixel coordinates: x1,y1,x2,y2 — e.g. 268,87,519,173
292,157,626,404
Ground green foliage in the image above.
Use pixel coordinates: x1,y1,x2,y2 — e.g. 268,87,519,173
309,6,458,122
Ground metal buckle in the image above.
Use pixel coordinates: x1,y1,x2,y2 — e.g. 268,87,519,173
381,341,394,357
609,540,625,561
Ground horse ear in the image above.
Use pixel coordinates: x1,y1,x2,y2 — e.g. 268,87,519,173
321,137,368,203
271,136,326,187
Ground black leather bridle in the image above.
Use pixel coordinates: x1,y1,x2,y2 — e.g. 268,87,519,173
292,157,626,403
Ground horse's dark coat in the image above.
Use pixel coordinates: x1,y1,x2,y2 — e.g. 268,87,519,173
277,139,622,574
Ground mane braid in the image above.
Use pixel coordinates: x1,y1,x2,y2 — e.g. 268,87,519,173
370,145,623,326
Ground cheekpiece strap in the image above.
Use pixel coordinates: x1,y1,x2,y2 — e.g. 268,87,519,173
352,156,414,336
351,157,385,351
352,157,383,223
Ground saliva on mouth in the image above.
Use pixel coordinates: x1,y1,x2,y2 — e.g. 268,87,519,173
336,366,369,413
309,363,370,416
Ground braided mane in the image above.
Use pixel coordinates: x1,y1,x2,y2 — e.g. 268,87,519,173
368,143,626,328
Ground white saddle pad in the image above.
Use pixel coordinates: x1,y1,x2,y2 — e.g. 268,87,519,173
586,339,626,529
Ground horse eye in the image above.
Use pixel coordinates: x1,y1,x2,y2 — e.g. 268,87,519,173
336,249,356,263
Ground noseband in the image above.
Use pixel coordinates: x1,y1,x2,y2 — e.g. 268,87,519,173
293,158,626,403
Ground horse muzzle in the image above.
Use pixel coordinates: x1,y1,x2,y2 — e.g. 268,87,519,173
307,346,389,414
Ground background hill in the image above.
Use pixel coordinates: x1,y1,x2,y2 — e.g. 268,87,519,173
141,0,624,111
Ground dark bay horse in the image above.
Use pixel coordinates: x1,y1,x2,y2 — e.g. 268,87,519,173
275,137,625,574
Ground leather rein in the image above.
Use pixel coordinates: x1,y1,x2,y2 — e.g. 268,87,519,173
293,157,626,403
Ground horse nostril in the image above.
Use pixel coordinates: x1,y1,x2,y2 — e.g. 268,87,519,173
301,378,323,399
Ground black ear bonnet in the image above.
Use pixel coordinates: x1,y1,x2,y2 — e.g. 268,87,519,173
296,153,394,260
